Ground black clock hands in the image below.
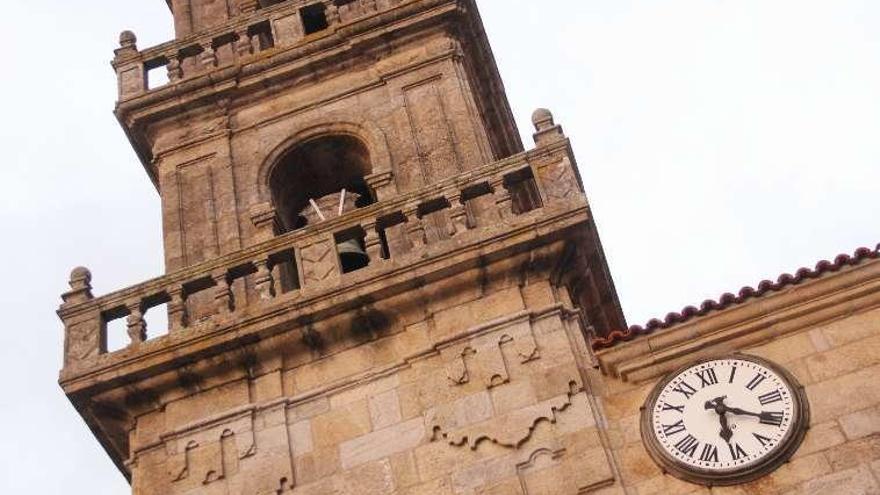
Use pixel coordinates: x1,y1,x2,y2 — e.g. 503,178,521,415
704,396,734,442
706,397,779,430
726,406,761,418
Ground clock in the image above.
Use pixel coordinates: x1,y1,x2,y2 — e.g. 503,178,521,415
640,354,810,486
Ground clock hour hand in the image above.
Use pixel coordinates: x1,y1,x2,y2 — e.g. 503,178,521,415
704,396,728,414
719,412,733,443
704,397,734,442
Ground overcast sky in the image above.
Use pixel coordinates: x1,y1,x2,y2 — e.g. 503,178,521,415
0,0,877,492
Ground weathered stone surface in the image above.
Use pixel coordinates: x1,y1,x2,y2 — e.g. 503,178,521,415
840,407,880,440
792,465,879,495
58,0,880,493
339,417,425,470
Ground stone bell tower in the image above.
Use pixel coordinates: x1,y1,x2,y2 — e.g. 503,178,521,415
59,0,626,493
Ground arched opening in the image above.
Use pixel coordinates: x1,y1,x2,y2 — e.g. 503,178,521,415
269,134,375,232
269,134,376,273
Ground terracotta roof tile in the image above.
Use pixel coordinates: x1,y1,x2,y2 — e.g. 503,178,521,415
592,244,880,350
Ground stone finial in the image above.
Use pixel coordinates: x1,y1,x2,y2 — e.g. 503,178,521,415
119,30,138,48
70,266,92,286
531,108,555,132
531,108,565,146
62,266,94,305
114,30,140,65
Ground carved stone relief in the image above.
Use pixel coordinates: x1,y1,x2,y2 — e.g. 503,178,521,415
538,157,579,203
430,314,616,494
443,320,541,389
66,320,101,365
300,239,339,286
167,412,256,486
160,407,294,494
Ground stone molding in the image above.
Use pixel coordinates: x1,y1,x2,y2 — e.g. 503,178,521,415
596,257,880,383
125,304,573,460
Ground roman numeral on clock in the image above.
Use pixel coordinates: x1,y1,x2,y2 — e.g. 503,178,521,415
758,390,783,405
662,420,687,436
674,434,700,458
728,366,737,384
696,368,719,388
699,443,719,462
753,433,773,448
760,411,784,427
673,381,697,399
745,373,766,391
729,442,748,461
661,402,685,413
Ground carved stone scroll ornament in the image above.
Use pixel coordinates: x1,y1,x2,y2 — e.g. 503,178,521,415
444,324,541,388
430,381,583,451
168,416,256,486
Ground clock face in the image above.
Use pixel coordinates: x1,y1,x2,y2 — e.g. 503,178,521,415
641,355,809,486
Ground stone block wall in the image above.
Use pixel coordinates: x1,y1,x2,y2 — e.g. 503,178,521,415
124,241,625,494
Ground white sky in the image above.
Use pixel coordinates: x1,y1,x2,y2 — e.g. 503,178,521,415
0,0,877,492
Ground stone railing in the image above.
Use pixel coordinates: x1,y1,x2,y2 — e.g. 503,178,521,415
58,125,582,371
112,0,407,100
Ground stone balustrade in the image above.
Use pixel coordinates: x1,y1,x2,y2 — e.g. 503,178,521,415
58,135,582,372
112,0,407,99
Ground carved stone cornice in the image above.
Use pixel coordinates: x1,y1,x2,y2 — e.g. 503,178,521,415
595,257,880,383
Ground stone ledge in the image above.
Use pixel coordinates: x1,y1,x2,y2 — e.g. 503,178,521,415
596,258,880,382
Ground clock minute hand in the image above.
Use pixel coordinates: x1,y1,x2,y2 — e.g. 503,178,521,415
728,407,781,425
726,406,760,417
726,406,762,418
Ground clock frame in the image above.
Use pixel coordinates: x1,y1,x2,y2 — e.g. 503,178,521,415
640,353,810,486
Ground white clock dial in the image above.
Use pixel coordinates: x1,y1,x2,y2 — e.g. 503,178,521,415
641,355,809,486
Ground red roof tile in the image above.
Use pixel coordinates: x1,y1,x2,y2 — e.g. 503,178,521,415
592,244,880,350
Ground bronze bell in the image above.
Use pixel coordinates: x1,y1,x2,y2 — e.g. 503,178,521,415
337,238,370,273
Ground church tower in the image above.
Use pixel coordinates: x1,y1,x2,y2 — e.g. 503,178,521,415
59,0,626,493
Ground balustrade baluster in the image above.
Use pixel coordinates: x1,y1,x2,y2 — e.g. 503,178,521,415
126,301,147,346
254,258,276,300
213,272,233,315
167,285,187,332
199,45,218,70
235,29,253,58
166,53,182,82
404,209,427,249
325,1,342,26
239,0,259,14
491,177,514,221
361,221,383,262
446,192,469,236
